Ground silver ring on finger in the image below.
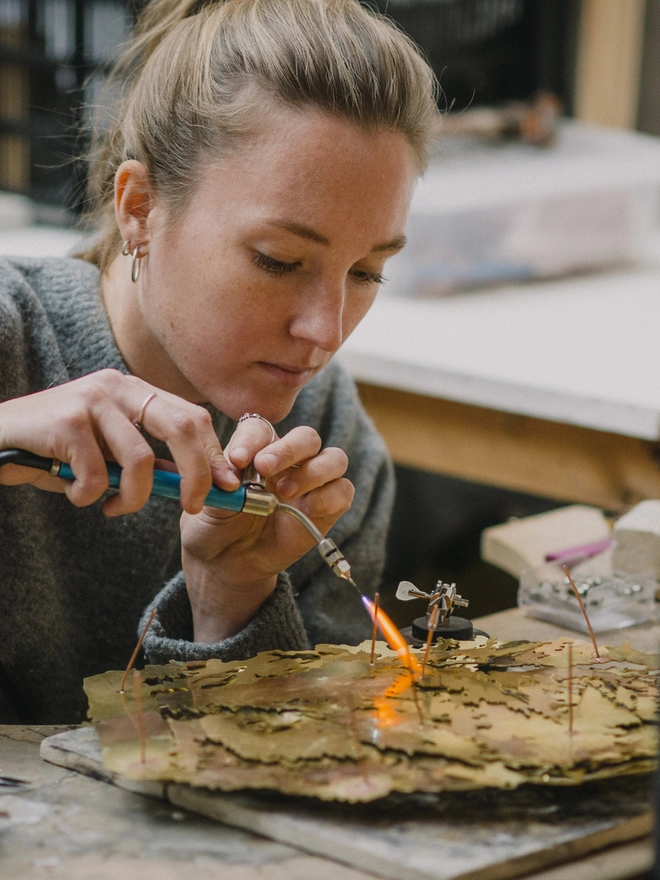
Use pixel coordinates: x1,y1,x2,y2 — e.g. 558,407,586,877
237,412,276,444
134,392,157,431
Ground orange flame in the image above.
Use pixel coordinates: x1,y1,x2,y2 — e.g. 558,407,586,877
361,596,421,679
362,596,424,730
373,673,414,728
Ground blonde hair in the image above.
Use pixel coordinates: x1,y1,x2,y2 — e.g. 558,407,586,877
80,0,439,271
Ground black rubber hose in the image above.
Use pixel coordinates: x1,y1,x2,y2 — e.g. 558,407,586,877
0,449,53,471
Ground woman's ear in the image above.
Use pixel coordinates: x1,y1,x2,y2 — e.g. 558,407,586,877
114,160,154,253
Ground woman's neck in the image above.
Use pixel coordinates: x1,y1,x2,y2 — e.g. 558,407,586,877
100,255,204,402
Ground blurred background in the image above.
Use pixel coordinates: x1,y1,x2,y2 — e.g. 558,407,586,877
2,0,660,211
2,0,660,627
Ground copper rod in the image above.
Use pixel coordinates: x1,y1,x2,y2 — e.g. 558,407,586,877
411,677,425,728
562,566,600,658
120,607,157,693
421,604,440,679
568,641,574,736
370,592,380,671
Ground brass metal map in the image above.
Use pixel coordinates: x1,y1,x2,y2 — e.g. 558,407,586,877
84,638,658,802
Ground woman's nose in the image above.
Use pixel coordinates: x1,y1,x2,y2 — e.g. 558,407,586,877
288,285,344,352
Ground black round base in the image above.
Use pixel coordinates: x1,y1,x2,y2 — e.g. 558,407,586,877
400,617,490,647
412,615,474,642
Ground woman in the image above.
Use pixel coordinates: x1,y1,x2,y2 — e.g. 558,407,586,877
0,0,437,722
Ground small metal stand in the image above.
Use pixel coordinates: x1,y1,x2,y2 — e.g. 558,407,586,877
396,580,489,647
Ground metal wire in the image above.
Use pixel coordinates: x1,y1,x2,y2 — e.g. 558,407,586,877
276,502,325,544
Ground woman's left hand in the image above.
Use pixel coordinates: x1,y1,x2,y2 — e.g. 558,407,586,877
180,418,353,642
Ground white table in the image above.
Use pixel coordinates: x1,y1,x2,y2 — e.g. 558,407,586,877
338,265,660,512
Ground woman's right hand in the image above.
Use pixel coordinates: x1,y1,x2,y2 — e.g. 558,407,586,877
0,368,239,516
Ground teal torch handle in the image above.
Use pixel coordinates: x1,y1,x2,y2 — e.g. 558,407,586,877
56,461,248,512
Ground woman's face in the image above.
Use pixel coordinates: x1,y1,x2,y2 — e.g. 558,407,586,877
136,108,417,423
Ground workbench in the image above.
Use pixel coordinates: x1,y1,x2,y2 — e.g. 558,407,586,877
0,608,655,880
338,264,660,513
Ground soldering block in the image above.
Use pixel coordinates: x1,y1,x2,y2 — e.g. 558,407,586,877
612,500,660,577
480,504,610,579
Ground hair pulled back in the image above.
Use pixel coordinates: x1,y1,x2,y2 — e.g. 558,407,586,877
81,0,439,271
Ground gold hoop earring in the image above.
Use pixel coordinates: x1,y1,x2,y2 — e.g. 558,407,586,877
131,245,141,283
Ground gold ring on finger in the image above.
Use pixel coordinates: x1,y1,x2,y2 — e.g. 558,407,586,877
134,392,157,431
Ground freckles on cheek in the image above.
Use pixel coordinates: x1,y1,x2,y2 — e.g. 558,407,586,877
157,302,181,340
151,292,195,354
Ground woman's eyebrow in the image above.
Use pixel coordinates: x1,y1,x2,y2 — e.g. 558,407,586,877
372,234,407,253
266,220,329,245
265,220,407,253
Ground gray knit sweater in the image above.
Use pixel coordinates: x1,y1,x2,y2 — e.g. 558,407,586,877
0,256,394,724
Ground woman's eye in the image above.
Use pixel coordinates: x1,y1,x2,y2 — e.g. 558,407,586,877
253,252,300,275
352,269,386,286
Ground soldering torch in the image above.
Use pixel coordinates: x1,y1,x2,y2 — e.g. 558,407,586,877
0,448,357,589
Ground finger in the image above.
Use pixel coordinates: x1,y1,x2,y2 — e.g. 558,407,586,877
183,407,240,491
42,389,153,513
93,371,239,507
0,383,116,503
275,446,348,499
296,477,355,525
123,389,238,512
225,417,278,470
254,426,322,478
165,410,238,512
0,390,98,497
59,425,113,508
87,405,157,516
151,405,213,513
0,464,67,493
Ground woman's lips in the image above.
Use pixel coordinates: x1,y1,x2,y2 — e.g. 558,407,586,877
257,361,318,387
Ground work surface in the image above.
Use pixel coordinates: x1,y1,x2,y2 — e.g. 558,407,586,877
338,265,660,442
0,725,652,880
337,268,660,511
0,609,656,880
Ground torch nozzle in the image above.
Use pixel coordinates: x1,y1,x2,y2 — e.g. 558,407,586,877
276,502,361,594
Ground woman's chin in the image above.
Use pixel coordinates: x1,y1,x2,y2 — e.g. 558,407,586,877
209,390,300,425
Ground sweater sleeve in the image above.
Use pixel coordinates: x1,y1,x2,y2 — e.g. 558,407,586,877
141,360,394,662
141,572,310,663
